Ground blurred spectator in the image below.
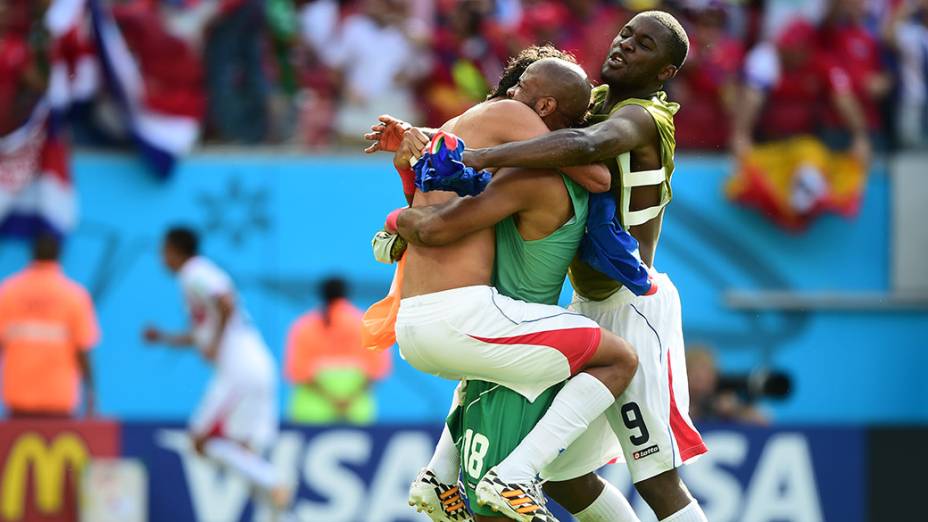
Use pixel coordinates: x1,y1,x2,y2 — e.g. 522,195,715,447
817,0,892,149
508,0,630,79
301,0,427,141
686,346,768,425
284,277,391,425
292,0,340,147
883,0,928,148
7,0,919,151
204,0,269,143
421,0,505,127
760,0,827,40
0,0,47,136
672,3,744,150
551,0,630,78
265,0,300,142
731,18,872,164
0,234,98,418
513,1,569,57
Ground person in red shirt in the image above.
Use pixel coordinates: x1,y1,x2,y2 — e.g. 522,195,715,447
731,18,872,164
0,0,46,136
512,0,631,79
0,234,98,418
672,4,745,150
818,0,892,138
514,1,568,56
559,0,631,78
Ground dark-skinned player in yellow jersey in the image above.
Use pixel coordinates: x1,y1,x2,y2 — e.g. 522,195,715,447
461,11,709,522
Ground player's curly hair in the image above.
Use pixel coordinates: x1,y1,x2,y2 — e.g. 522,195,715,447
486,45,580,101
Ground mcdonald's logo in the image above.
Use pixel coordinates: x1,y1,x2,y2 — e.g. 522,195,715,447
0,433,88,521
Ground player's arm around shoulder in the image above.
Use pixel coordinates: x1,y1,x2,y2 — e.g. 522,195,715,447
582,104,658,160
396,169,536,247
465,103,657,170
481,100,612,193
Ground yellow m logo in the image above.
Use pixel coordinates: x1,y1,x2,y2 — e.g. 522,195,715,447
0,433,88,521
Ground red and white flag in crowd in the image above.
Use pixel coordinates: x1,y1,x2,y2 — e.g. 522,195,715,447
0,0,207,238
0,104,75,239
90,0,203,178
0,0,92,238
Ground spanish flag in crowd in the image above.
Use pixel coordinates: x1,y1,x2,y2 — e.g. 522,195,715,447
726,136,867,231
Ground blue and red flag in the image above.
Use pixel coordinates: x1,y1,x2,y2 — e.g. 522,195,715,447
414,131,492,197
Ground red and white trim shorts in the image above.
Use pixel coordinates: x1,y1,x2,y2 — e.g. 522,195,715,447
396,285,602,402
565,272,708,483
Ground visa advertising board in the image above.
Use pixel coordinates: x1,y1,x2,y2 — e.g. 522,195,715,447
120,423,865,522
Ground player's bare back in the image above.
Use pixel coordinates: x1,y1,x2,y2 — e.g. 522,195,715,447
402,99,546,298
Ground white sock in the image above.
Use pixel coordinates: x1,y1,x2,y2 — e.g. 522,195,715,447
574,479,639,522
428,384,464,483
428,425,461,483
495,373,615,482
660,501,708,522
204,438,280,491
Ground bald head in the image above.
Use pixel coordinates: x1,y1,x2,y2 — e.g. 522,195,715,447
509,57,592,129
533,58,592,126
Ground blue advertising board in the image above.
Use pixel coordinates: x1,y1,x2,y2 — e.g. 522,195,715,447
120,423,866,522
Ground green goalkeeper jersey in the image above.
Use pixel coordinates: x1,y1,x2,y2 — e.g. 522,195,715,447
448,173,588,514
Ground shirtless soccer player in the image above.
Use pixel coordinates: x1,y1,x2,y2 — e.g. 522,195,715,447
462,11,709,522
143,227,290,515
372,55,641,521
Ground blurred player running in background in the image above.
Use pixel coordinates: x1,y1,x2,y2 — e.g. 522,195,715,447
142,226,291,515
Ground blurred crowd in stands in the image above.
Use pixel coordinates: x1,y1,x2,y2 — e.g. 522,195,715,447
3,0,928,153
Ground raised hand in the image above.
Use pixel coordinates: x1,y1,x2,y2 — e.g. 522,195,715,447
364,115,412,154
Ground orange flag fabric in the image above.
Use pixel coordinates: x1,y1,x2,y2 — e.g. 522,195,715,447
361,255,405,352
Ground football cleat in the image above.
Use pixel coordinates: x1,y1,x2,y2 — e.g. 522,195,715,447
408,468,473,521
474,468,557,522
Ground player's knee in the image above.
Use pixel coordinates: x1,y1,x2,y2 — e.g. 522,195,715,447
617,335,638,373
588,330,637,370
603,331,638,374
585,332,637,396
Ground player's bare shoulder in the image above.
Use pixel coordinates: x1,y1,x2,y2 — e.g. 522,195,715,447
482,99,541,127
454,99,546,148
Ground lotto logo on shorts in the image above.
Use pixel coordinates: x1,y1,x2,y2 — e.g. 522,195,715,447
633,445,660,460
